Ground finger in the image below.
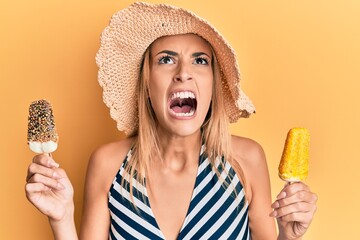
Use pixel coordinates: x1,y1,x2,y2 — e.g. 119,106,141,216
26,163,62,182
281,182,310,197
25,182,51,195
32,154,59,168
277,211,315,224
274,202,316,218
276,182,314,201
28,173,65,190
275,190,318,208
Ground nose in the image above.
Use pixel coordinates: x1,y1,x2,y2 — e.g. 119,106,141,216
174,61,192,82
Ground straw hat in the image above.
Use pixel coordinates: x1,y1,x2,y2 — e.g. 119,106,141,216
96,2,255,135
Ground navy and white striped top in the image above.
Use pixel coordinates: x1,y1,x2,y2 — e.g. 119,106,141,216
108,145,251,239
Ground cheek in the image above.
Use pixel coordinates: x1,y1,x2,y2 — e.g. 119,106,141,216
199,74,213,101
148,74,168,113
195,75,213,118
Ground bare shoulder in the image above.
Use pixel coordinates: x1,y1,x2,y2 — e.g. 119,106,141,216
230,136,276,237
230,135,270,202
86,137,135,191
80,137,135,239
89,137,134,167
230,135,266,167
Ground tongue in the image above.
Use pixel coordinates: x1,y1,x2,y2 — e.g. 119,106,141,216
171,105,192,113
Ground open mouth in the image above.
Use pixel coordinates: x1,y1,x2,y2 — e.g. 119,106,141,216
169,91,197,117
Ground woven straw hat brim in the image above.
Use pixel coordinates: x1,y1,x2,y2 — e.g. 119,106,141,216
96,2,255,135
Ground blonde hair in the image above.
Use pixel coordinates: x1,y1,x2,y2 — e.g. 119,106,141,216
123,43,247,203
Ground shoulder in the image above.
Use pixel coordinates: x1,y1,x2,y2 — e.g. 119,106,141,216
230,135,266,166
85,137,135,191
80,138,135,238
89,137,134,166
230,135,269,202
230,135,277,237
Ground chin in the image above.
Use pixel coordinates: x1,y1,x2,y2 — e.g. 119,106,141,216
176,128,200,137
163,121,202,138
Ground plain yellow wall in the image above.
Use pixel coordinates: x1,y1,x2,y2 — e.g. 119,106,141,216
1,0,359,239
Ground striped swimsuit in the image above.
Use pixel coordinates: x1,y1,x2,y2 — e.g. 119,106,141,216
108,146,251,239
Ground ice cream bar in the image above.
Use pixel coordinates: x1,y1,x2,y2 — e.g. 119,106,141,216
27,99,58,153
278,128,310,182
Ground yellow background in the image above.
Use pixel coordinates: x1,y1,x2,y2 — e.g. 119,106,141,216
1,0,359,239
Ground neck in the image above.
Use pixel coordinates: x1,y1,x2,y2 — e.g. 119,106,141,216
154,129,202,172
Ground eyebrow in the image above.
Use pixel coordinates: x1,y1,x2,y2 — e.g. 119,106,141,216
156,50,178,56
156,50,211,58
192,52,211,58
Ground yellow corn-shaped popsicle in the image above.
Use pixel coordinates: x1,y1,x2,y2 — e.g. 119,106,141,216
278,128,310,182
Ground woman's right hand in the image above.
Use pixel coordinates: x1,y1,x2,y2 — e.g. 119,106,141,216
25,154,74,222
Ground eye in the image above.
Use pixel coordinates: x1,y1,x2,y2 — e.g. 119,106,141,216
193,57,209,65
158,55,175,64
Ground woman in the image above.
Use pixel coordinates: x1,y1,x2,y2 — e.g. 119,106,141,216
25,2,317,240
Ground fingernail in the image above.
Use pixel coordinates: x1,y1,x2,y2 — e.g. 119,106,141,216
276,191,286,199
269,211,277,217
56,182,65,190
271,201,279,208
52,171,61,179
48,161,60,168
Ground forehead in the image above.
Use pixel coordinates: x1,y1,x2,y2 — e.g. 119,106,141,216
150,34,212,55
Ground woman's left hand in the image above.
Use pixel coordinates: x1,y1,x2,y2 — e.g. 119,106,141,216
270,182,317,240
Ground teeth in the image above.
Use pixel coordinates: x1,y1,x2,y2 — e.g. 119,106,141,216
171,91,195,100
174,109,195,117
